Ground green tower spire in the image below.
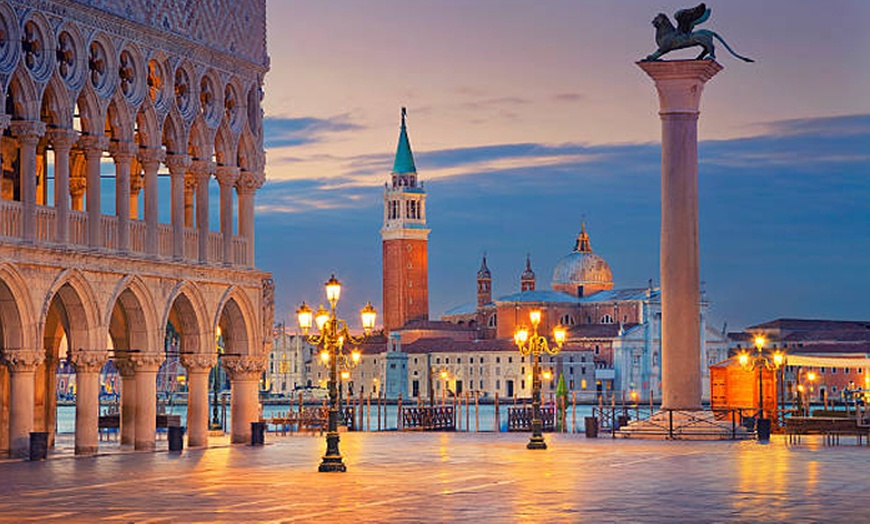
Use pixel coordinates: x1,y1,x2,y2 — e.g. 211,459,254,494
392,107,417,175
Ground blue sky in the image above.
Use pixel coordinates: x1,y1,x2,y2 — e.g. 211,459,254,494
256,1,870,331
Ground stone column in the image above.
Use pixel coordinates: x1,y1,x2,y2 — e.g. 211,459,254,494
79,135,109,249
46,128,77,245
3,350,44,458
236,171,263,267
223,356,266,444
184,174,196,228
10,121,46,243
114,358,137,446
165,154,191,260
69,349,108,456
181,354,217,447
130,159,143,220
637,59,722,411
215,166,240,265
131,353,164,451
190,160,214,263
139,148,164,256
110,141,137,253
0,114,8,191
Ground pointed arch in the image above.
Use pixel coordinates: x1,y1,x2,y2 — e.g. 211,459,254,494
214,286,258,357
106,96,135,142
163,281,209,356
0,262,36,350
188,115,214,161
6,66,41,120
40,268,102,354
135,103,161,150
214,120,237,166
236,127,257,173
40,74,74,128
162,108,187,155
105,275,159,354
75,84,107,137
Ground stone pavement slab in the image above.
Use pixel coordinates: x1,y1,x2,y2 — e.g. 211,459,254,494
0,432,867,522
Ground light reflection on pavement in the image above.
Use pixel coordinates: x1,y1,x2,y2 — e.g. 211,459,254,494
0,432,867,522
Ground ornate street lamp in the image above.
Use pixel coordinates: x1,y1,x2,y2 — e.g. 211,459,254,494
738,335,785,441
296,275,376,472
513,308,566,450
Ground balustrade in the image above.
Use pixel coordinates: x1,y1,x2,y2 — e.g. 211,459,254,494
0,201,249,268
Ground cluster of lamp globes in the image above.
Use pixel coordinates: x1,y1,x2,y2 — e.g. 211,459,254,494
512,309,568,352
737,335,785,370
294,275,377,379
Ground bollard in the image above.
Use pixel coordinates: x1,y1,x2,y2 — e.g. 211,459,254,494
251,421,266,446
168,426,185,452
756,418,772,441
29,432,49,461
584,416,599,438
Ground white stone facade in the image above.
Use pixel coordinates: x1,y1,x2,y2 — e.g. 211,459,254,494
0,0,270,457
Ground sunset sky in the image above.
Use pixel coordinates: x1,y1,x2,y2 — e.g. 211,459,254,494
256,1,870,331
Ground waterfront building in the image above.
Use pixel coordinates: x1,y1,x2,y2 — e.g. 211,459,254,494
266,327,315,396
0,0,272,457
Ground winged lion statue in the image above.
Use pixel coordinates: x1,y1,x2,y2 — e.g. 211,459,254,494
642,3,754,63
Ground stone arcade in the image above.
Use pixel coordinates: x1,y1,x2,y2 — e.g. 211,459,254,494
0,0,272,457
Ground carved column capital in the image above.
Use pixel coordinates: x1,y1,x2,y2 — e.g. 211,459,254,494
223,355,266,381
78,135,110,158
181,353,218,372
9,120,46,144
189,159,216,182
70,176,87,194
69,349,109,373
139,147,166,170
215,165,240,187
165,153,192,176
236,170,265,193
2,349,45,372
129,353,165,373
0,113,10,130
113,357,137,378
46,128,79,150
109,140,138,162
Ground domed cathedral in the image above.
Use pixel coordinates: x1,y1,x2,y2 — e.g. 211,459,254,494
439,223,731,402
0,0,272,457
551,223,614,297
381,108,430,332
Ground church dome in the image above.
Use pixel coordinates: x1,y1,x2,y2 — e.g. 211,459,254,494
551,223,613,297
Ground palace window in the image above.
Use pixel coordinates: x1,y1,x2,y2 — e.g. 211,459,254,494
560,314,575,326
601,314,614,324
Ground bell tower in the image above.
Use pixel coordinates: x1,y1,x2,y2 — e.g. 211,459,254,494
382,108,430,332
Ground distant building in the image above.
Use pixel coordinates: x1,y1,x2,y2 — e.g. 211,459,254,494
266,327,316,395
730,319,870,403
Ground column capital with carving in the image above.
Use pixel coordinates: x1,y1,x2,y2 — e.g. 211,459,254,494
114,357,137,378
181,353,218,372
189,159,216,182
69,349,109,374
78,135,110,158
2,349,45,372
0,113,10,130
215,165,240,187
9,120,47,144
70,176,87,194
129,353,166,373
165,153,192,176
223,355,267,381
139,147,166,169
236,170,265,194
46,127,79,150
109,140,139,162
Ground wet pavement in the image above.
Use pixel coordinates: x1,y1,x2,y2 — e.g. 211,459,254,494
0,432,867,522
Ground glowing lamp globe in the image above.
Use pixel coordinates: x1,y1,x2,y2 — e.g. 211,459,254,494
296,302,313,332
360,302,377,332
315,305,329,331
325,274,341,305
529,309,542,326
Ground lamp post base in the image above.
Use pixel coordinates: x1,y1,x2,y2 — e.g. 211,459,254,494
319,431,346,472
527,435,547,450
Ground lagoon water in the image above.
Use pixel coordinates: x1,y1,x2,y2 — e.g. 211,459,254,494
56,402,599,434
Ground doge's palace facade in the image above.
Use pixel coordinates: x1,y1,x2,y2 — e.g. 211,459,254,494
0,0,272,457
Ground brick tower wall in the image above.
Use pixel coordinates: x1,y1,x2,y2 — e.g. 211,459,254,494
383,238,429,332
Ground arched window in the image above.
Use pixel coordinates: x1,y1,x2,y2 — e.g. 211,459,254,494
488,314,497,328
560,314,575,326
601,314,614,324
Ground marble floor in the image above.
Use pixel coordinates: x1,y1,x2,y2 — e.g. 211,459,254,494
0,432,866,522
